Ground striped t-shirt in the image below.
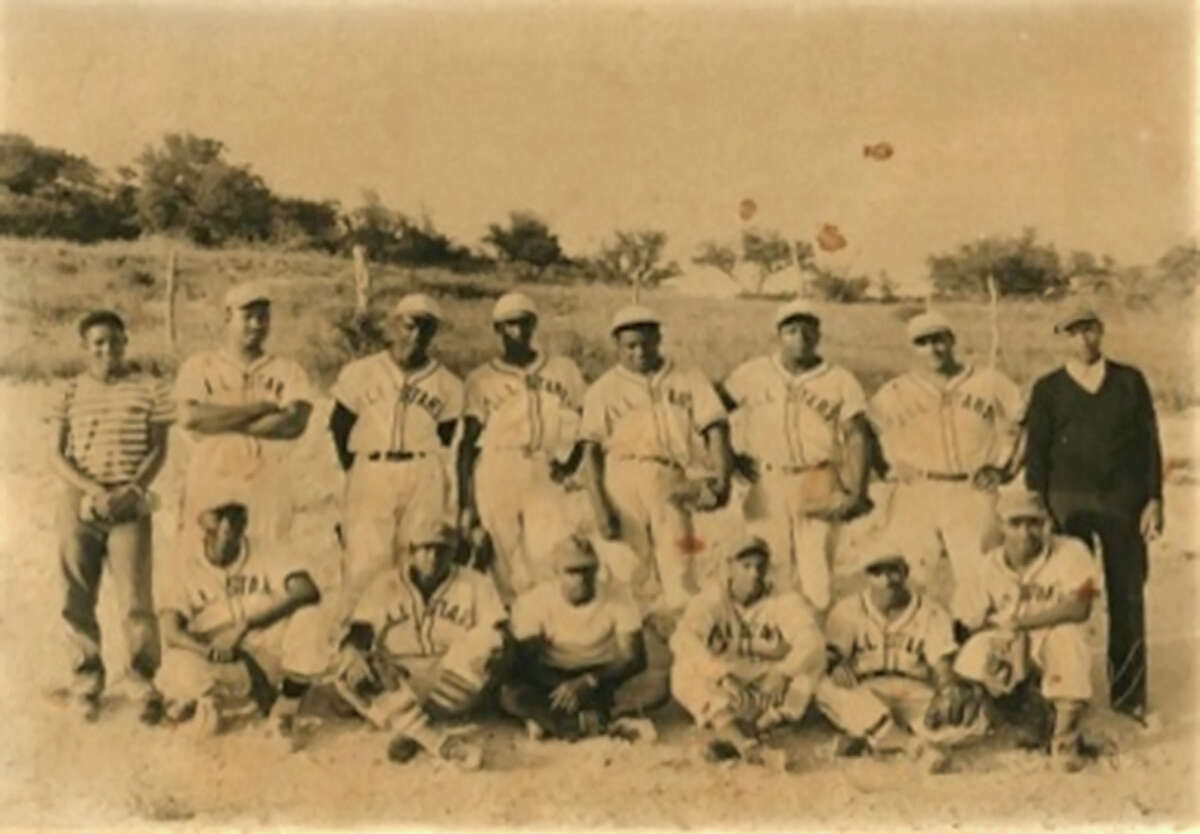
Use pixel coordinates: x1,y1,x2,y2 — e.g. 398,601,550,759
49,371,175,485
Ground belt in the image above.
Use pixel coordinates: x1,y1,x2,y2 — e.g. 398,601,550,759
365,451,429,462
614,455,684,469
760,461,830,474
917,470,970,482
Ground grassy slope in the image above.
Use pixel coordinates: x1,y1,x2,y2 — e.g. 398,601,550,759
0,237,1195,409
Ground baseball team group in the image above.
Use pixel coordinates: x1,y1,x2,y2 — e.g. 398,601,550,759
49,277,1164,774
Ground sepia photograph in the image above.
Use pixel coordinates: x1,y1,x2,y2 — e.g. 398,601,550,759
0,0,1196,829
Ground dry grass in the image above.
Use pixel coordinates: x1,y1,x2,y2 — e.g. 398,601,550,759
1,237,1195,409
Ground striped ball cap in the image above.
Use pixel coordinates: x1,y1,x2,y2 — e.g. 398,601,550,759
492,291,538,323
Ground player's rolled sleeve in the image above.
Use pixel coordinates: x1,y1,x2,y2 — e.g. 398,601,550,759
690,372,727,431
838,369,868,421
579,385,609,444
329,365,363,414
721,363,751,408
171,356,208,404
823,597,858,661
281,360,316,404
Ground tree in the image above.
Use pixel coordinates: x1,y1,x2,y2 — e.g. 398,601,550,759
588,229,680,301
927,227,1067,298
741,228,793,292
692,240,738,278
1154,241,1200,293
270,196,342,252
483,212,565,279
341,191,476,269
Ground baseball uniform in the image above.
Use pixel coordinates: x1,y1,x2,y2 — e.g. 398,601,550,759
671,580,826,729
465,354,587,603
155,535,335,708
330,352,463,612
173,350,314,544
580,360,727,610
816,589,987,749
724,355,867,611
870,365,1023,618
954,535,1099,703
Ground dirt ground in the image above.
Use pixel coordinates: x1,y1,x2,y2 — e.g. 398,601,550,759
0,381,1196,830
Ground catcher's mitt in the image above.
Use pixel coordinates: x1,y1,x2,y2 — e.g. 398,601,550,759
925,680,986,730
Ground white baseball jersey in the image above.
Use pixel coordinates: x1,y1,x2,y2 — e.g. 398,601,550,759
671,583,825,681
723,356,866,467
510,582,642,670
172,350,313,478
580,361,726,466
825,590,958,681
352,564,507,665
464,354,585,456
961,535,1100,632
331,352,464,454
870,365,1023,474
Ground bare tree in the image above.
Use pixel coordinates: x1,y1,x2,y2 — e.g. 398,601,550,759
589,229,680,302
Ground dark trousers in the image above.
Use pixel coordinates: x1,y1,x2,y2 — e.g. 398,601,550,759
1048,493,1148,715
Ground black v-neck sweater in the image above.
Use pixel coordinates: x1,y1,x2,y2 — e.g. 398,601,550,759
1023,360,1162,509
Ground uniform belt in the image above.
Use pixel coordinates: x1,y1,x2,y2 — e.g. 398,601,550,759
365,451,428,462
614,455,684,469
760,461,830,474
917,470,970,482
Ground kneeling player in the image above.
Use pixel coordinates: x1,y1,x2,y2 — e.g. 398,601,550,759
816,546,987,773
953,488,1100,773
157,501,332,748
671,536,825,768
499,534,663,742
334,521,508,771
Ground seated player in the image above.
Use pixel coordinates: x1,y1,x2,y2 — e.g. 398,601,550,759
816,545,988,774
953,488,1100,773
671,536,826,768
157,501,332,749
499,534,663,742
334,521,507,771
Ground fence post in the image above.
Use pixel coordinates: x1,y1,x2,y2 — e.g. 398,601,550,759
165,249,178,351
987,273,1000,369
352,244,371,315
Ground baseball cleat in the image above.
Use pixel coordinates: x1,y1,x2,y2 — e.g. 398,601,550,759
190,696,223,736
438,735,483,771
138,693,165,727
608,717,657,744
386,734,422,764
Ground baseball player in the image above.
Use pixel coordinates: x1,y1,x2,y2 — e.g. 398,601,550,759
459,292,588,604
670,535,826,768
579,305,733,615
334,521,508,771
156,501,334,749
720,300,872,612
173,281,314,546
49,309,172,724
499,534,661,743
328,293,464,617
953,487,1101,773
816,545,988,774
869,310,1024,622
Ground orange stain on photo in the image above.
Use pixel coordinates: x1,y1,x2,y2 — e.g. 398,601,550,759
738,198,757,221
817,223,847,252
863,141,894,160
677,534,706,555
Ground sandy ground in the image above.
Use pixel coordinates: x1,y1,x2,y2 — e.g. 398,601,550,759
0,381,1196,830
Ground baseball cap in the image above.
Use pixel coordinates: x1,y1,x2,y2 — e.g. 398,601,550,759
906,311,954,343
390,293,443,322
196,500,248,530
223,281,272,310
773,299,821,330
408,520,457,549
728,535,770,562
858,540,908,574
1054,306,1102,334
552,535,600,572
995,487,1049,521
492,292,538,323
77,308,126,338
609,305,662,335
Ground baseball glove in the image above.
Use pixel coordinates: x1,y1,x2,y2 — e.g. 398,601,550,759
925,680,986,730
669,477,726,513
971,464,1010,491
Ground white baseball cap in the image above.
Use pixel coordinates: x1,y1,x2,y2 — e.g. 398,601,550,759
728,535,771,563
859,542,909,574
223,281,271,310
995,487,1050,521
773,299,821,330
390,293,443,322
609,304,662,335
906,310,954,343
492,292,538,323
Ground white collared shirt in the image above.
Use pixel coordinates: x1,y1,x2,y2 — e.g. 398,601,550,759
1065,357,1107,394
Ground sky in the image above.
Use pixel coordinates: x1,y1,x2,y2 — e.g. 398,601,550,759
1,1,1195,288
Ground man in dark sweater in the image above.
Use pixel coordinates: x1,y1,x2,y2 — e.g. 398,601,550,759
1023,307,1163,724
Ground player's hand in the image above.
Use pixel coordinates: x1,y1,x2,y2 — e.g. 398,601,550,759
815,492,873,523
829,662,857,689
548,457,573,484
337,646,378,693
595,506,621,540
756,671,791,707
731,453,759,484
549,675,594,713
971,464,1009,491
1140,498,1164,542
207,622,248,664
106,485,144,522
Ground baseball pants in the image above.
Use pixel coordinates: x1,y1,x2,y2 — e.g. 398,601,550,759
474,449,584,604
816,675,988,749
954,624,1092,702
57,485,159,700
339,456,450,617
603,460,697,612
672,658,818,730
742,468,838,613
1050,494,1148,716
157,604,332,707
882,479,998,622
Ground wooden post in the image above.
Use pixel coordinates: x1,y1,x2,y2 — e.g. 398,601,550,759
987,273,1000,369
165,249,178,351
352,244,371,315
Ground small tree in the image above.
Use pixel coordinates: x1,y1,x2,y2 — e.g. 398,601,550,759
692,240,738,278
927,227,1066,298
589,229,680,301
741,228,793,293
483,211,565,279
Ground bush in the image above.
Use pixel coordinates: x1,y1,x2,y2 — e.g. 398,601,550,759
927,227,1067,298
585,229,680,299
483,212,565,279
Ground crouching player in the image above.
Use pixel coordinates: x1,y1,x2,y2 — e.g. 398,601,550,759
499,534,663,743
953,488,1100,773
334,521,507,771
157,501,332,748
671,536,826,768
816,545,988,773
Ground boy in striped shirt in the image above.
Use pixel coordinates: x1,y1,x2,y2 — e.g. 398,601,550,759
49,310,174,723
